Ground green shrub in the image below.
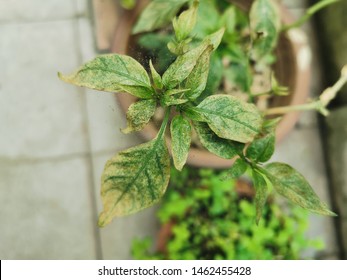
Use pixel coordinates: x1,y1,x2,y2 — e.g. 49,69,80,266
132,167,324,260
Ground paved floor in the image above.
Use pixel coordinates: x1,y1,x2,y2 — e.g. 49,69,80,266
0,0,338,259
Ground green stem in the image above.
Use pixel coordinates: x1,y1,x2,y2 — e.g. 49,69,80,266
264,102,321,116
157,107,171,139
264,65,347,116
281,0,340,32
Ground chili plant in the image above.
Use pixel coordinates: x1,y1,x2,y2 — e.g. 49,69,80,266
59,0,344,227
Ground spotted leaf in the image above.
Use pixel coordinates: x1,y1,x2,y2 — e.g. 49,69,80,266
58,54,153,98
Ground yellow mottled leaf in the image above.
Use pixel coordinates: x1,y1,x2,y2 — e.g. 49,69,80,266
98,135,170,227
59,54,153,98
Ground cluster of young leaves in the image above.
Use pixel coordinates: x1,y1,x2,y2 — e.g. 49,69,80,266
58,0,335,227
132,167,324,260
134,0,280,95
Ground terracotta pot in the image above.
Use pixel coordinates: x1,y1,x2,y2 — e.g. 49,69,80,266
111,0,311,169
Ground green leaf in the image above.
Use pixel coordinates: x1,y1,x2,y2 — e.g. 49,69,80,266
197,53,224,102
224,46,253,93
170,115,191,170
149,60,163,89
196,95,263,143
262,117,281,133
252,169,268,225
132,0,189,34
98,133,170,227
162,41,211,89
173,1,198,41
161,95,188,106
193,121,244,159
223,158,248,179
204,28,225,51
58,54,153,99
250,0,280,59
265,163,336,216
182,106,206,122
122,99,157,134
162,28,224,89
185,45,213,100
193,0,220,39
219,6,236,34
246,132,275,163
164,88,190,96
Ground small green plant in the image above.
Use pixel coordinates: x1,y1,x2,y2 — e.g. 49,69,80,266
59,0,345,227
132,167,324,260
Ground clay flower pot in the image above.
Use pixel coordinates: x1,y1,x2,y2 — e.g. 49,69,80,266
111,0,311,168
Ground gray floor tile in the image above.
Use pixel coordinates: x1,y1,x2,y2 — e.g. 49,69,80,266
0,0,78,22
76,16,143,153
92,152,159,259
77,17,96,62
0,157,97,259
76,0,90,17
0,21,89,159
86,91,143,153
272,127,338,258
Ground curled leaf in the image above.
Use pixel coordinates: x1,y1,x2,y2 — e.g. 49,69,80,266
149,60,163,89
223,158,248,180
185,45,213,100
122,99,157,134
246,132,275,163
162,41,212,89
173,1,198,41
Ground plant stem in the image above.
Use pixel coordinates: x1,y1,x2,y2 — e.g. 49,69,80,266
281,0,340,32
264,65,347,116
264,102,321,116
320,65,347,106
157,107,171,139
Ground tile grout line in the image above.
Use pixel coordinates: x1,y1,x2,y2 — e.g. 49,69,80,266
73,2,103,259
0,16,89,26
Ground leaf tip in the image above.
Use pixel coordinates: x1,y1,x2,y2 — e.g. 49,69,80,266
324,209,338,217
58,71,72,84
57,72,65,80
98,212,111,228
120,127,132,134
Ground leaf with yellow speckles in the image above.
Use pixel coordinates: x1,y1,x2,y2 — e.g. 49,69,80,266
98,131,170,227
162,29,223,90
250,0,280,60
170,115,191,170
196,95,263,143
122,99,157,134
265,163,336,216
58,54,154,98
252,169,268,224
193,121,244,159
